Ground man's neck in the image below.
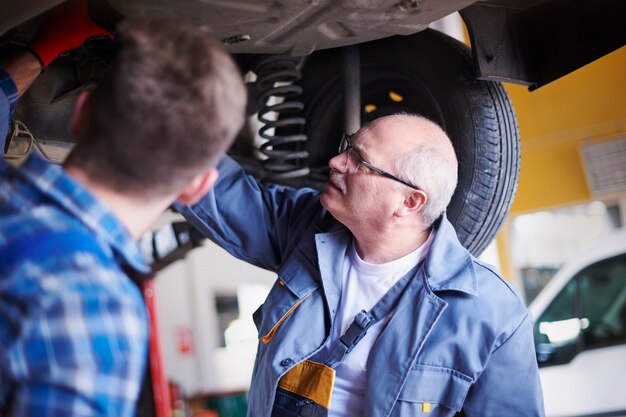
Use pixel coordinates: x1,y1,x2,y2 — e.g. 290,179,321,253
353,224,431,264
64,166,171,240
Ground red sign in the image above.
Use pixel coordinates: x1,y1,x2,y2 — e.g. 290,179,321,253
175,327,195,355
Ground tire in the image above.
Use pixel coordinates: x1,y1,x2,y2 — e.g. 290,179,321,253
291,29,520,256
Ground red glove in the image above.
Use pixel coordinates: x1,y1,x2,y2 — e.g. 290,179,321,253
28,0,113,68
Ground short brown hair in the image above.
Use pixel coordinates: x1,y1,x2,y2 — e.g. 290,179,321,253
65,18,246,199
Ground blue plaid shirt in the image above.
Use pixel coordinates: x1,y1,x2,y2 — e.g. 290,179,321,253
0,68,18,152
0,70,149,417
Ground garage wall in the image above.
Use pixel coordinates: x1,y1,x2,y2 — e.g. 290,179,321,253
495,46,626,287
155,238,275,395
505,46,626,214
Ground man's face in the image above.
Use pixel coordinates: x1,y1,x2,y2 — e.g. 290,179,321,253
320,120,410,232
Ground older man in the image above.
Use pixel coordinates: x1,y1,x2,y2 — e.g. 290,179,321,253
178,114,544,417
0,9,246,417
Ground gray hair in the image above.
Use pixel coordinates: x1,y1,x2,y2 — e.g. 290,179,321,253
393,116,458,226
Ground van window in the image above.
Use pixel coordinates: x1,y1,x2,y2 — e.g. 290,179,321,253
534,253,626,367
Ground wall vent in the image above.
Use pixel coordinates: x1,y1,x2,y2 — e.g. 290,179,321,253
580,136,626,197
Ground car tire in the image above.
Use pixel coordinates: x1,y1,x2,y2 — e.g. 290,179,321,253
290,29,520,256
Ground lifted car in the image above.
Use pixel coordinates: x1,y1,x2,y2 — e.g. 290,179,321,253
2,0,625,255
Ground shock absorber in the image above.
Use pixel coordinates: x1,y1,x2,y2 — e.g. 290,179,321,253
253,55,309,181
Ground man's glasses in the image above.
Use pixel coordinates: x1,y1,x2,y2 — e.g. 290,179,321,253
337,134,420,190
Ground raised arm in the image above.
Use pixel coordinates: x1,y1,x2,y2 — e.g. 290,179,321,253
1,0,112,152
176,155,325,272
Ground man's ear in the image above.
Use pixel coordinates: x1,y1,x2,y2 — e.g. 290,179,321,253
178,167,219,205
395,190,428,217
69,89,93,138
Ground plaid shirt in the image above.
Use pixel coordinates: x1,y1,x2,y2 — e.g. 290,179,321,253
0,68,18,151
0,75,149,417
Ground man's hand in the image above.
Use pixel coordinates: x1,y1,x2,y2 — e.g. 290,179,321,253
27,0,113,69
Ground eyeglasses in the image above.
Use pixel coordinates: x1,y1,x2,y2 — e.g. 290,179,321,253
337,133,420,190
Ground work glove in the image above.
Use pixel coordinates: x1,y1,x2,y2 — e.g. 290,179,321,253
27,0,113,69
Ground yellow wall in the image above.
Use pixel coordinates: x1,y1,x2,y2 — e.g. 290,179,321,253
495,46,626,283
505,46,626,215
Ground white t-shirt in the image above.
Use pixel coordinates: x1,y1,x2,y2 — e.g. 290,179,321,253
327,231,434,417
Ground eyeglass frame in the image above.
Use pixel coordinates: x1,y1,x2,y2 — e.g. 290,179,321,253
337,133,420,190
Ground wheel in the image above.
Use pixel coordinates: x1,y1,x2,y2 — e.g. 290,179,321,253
291,29,520,256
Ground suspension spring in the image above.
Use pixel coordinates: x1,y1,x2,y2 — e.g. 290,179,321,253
253,55,309,181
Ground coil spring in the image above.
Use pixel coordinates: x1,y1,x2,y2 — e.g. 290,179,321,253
253,55,309,181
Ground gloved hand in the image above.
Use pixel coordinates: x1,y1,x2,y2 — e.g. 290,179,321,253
27,0,113,69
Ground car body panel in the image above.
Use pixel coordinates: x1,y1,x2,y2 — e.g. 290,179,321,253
106,0,476,55
538,344,626,416
529,229,626,417
529,230,626,317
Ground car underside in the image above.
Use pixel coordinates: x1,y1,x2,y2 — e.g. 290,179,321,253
2,0,625,255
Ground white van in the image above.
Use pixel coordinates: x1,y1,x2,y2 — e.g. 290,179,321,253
529,228,626,417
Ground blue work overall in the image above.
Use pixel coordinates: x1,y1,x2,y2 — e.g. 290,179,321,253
271,267,415,417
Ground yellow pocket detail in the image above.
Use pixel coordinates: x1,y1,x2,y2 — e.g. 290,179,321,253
278,360,336,409
259,292,312,344
422,402,431,412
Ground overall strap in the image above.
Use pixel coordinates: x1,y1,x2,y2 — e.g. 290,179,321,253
324,264,418,369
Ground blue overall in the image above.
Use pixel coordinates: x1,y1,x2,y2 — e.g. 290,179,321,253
271,266,417,417
176,155,545,417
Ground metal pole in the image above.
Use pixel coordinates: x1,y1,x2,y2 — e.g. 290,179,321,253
343,45,361,135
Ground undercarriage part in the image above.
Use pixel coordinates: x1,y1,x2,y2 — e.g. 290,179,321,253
343,45,361,135
460,0,626,90
253,54,309,181
3,120,69,164
3,120,34,158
